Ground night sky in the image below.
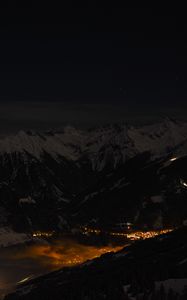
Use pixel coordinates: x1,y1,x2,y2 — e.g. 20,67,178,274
0,6,180,133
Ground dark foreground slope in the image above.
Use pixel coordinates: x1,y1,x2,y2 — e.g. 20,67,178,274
5,227,187,300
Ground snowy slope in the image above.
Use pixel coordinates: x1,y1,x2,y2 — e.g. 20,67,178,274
0,228,30,248
0,120,186,166
0,119,187,233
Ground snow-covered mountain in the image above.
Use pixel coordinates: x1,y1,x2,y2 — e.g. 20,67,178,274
0,118,187,233
0,118,187,171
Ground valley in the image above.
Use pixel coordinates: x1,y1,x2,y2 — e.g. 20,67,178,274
0,120,187,299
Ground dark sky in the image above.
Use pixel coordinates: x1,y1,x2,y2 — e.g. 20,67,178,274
0,6,181,133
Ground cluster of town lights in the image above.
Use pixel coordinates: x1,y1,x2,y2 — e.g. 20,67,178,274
126,229,172,240
32,228,173,242
80,227,173,241
81,227,101,235
32,231,54,238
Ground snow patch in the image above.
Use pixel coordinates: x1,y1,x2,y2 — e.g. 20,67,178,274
19,197,36,205
151,195,163,203
155,278,187,295
0,227,30,247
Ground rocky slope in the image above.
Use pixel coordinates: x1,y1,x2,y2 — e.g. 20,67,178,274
0,118,187,233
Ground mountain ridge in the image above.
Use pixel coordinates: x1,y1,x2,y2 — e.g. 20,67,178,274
0,119,187,234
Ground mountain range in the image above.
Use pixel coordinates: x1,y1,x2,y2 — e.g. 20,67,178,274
0,118,187,236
